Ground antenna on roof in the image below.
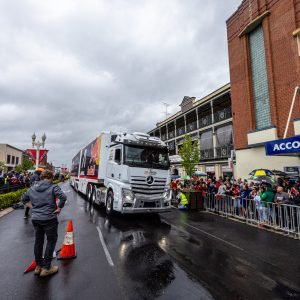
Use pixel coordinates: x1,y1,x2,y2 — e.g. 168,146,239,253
162,102,170,119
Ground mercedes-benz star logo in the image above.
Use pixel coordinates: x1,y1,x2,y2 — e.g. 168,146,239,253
146,176,154,185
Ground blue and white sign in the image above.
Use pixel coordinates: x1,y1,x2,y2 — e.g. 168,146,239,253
265,136,300,156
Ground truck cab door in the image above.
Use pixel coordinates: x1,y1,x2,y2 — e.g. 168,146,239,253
106,148,114,179
107,147,122,180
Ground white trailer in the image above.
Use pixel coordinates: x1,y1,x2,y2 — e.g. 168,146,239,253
70,132,172,214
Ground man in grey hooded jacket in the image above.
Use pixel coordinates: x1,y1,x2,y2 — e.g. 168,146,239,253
22,170,67,277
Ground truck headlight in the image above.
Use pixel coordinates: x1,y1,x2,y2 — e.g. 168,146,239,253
163,189,172,201
122,188,135,202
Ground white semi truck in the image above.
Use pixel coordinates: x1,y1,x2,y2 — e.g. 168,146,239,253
70,132,172,214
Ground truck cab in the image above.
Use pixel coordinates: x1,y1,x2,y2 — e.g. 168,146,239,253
104,132,172,214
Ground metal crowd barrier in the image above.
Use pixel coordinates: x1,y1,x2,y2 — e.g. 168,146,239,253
204,193,300,239
0,184,25,194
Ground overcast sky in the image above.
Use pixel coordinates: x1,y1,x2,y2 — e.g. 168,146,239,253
0,0,241,168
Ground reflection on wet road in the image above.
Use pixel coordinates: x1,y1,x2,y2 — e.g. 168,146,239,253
85,201,213,300
1,182,299,300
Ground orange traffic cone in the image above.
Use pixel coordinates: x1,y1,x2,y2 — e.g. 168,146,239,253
57,220,77,260
24,260,36,273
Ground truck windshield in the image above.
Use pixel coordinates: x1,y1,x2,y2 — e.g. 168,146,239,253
124,145,169,170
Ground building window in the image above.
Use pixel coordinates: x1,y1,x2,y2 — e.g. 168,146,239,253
216,125,233,146
16,157,19,165
200,131,213,149
249,25,271,129
12,156,15,165
7,155,11,164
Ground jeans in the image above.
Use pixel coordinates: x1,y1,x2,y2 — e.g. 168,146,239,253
32,218,58,269
178,204,187,210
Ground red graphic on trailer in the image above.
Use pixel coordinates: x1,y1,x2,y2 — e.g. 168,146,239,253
80,138,100,179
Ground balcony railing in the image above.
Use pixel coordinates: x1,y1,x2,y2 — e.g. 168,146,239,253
215,145,234,158
200,149,214,160
168,131,175,139
214,107,232,123
199,115,212,128
186,121,198,133
199,145,234,160
177,126,186,136
161,134,167,141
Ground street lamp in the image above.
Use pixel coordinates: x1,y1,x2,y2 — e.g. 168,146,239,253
31,132,46,170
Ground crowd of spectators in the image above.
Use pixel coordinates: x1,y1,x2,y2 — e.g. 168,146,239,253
0,171,33,193
170,175,300,207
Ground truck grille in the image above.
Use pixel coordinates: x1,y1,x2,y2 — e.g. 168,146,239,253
130,176,166,196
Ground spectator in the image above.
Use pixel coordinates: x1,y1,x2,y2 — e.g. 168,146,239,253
21,170,67,277
24,168,44,219
240,184,251,216
274,185,292,228
177,190,188,210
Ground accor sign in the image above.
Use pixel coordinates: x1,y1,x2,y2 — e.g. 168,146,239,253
265,136,300,156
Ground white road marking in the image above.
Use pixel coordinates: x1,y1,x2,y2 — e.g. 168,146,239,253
96,226,114,267
184,223,244,251
170,222,244,251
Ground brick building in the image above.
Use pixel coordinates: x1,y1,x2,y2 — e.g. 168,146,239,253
227,0,300,178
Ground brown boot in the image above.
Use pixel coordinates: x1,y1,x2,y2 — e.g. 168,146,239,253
40,266,59,277
34,265,43,275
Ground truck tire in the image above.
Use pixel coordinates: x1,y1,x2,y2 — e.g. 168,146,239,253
87,184,93,202
106,191,114,216
91,187,96,205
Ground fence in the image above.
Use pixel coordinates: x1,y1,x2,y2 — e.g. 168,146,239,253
0,184,27,194
204,193,300,239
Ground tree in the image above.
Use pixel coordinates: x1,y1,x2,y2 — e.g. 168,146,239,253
179,135,200,177
22,159,34,171
15,165,23,173
0,161,7,173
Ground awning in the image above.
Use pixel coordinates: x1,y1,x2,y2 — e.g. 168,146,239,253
169,155,182,163
265,135,300,156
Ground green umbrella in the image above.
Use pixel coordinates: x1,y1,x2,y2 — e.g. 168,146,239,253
182,175,190,180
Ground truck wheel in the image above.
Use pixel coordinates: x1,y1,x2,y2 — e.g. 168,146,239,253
106,191,114,216
91,187,96,205
87,184,93,202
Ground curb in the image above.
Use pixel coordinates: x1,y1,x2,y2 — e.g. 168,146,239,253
0,207,14,218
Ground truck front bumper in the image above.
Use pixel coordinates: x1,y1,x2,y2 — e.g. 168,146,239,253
121,207,172,214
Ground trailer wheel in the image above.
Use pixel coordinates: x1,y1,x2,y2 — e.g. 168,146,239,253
91,187,96,205
106,191,114,216
87,184,93,202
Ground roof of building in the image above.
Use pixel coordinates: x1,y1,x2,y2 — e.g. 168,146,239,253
0,143,24,153
151,83,231,130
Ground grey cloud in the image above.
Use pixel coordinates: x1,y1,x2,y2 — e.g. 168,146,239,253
0,0,241,166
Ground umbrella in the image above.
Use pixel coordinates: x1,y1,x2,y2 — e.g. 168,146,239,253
250,176,275,186
182,175,190,180
271,169,287,177
194,171,207,176
248,169,274,177
171,175,180,180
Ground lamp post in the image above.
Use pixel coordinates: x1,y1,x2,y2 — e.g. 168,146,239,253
32,133,46,170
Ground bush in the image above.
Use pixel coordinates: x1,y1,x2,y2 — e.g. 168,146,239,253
0,188,28,210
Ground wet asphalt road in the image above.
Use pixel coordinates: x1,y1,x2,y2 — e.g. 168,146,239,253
0,182,300,300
